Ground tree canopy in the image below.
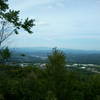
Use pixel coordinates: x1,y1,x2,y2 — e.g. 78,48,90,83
0,47,11,63
0,0,35,48
0,0,35,34
0,49,100,100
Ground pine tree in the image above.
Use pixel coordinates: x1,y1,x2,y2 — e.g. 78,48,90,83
46,48,67,100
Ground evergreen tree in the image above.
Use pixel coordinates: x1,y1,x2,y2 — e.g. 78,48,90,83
0,47,11,63
46,48,67,100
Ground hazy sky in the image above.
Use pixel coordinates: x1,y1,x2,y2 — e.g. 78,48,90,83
8,0,100,50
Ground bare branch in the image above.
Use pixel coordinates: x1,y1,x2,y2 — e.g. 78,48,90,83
1,29,14,43
0,20,15,48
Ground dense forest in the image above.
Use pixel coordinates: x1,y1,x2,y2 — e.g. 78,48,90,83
0,49,100,100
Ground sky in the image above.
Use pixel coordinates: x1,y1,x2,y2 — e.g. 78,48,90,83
8,0,100,50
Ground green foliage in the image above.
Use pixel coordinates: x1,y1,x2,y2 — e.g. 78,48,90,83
0,0,8,12
46,48,67,100
0,49,100,100
20,54,26,57
2,10,35,34
46,48,66,78
22,18,35,33
0,0,35,49
0,0,35,34
0,47,11,62
46,91,57,100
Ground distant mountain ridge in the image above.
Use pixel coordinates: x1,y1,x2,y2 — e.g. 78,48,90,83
9,47,100,65
10,47,100,54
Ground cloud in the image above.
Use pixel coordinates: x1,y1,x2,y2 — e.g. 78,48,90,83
41,33,100,40
9,0,65,10
56,2,65,7
9,0,51,10
36,21,49,26
66,36,100,39
8,0,100,50
96,0,100,3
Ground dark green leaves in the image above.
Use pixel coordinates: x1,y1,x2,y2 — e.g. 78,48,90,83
14,29,19,34
0,0,35,48
0,47,11,60
0,0,35,34
3,10,20,26
22,18,35,33
0,0,8,12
